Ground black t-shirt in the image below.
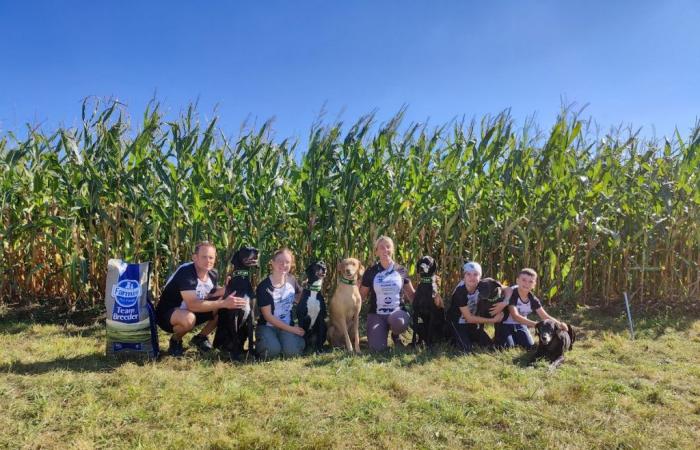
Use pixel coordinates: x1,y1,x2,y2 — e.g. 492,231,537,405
256,276,301,326
157,263,218,312
448,279,506,324
361,262,409,315
450,282,479,322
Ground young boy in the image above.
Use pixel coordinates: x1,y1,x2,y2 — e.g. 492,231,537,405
495,268,565,350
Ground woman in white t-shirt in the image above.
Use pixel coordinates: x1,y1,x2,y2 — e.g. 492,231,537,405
255,248,305,358
360,236,417,351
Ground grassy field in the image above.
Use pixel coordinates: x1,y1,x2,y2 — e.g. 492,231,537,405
1,304,699,449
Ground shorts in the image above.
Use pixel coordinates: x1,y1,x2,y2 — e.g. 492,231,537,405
156,306,214,333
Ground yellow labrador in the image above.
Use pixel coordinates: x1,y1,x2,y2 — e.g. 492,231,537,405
328,258,364,352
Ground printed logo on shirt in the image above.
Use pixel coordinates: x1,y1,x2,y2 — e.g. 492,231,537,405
270,283,296,325
196,278,214,300
373,265,403,315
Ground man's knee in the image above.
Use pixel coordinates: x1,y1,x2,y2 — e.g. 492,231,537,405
172,311,196,330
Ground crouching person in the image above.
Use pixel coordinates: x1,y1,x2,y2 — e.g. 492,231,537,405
155,241,248,357
255,248,306,359
495,268,566,350
447,262,505,353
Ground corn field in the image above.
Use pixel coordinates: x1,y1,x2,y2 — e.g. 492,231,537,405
1,99,699,309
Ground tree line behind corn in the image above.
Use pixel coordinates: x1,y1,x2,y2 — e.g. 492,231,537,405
1,99,698,309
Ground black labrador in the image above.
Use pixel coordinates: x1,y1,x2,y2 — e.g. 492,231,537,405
213,246,259,361
532,319,576,369
296,261,328,352
411,255,446,347
475,278,505,321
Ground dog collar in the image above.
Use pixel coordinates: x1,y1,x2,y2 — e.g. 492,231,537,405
309,281,322,292
338,276,355,285
233,270,250,277
420,277,433,284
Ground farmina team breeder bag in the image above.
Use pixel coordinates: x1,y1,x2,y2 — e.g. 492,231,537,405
104,259,159,359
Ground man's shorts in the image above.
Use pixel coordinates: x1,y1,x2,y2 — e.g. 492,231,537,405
156,307,214,333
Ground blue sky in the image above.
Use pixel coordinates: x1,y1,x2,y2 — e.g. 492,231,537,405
1,0,698,143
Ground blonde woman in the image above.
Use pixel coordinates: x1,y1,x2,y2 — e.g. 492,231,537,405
255,248,305,358
360,236,416,351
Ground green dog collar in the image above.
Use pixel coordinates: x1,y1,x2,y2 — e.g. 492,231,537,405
338,276,355,285
233,270,250,277
420,277,434,284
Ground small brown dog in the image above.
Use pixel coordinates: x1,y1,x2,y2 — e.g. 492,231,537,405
328,258,364,352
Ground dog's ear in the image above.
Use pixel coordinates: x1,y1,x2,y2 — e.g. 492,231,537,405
534,320,543,336
358,263,365,277
494,279,503,295
489,279,502,299
336,260,344,273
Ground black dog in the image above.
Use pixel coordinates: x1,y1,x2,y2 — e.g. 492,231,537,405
296,261,328,353
213,246,259,361
532,319,576,369
411,256,446,347
475,278,507,323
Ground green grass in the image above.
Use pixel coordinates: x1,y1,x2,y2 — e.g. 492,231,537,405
1,307,699,449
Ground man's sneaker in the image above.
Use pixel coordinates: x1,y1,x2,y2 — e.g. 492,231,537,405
169,337,184,357
190,334,213,354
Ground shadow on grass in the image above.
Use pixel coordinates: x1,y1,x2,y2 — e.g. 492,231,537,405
1,353,130,375
302,341,496,368
511,350,537,368
0,300,103,328
0,320,105,339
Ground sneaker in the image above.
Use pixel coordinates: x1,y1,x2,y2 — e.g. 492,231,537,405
169,336,184,357
190,334,213,354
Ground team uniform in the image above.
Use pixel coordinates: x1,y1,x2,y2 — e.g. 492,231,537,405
361,262,411,351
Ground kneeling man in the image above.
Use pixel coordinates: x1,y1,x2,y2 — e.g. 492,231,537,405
156,241,247,356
